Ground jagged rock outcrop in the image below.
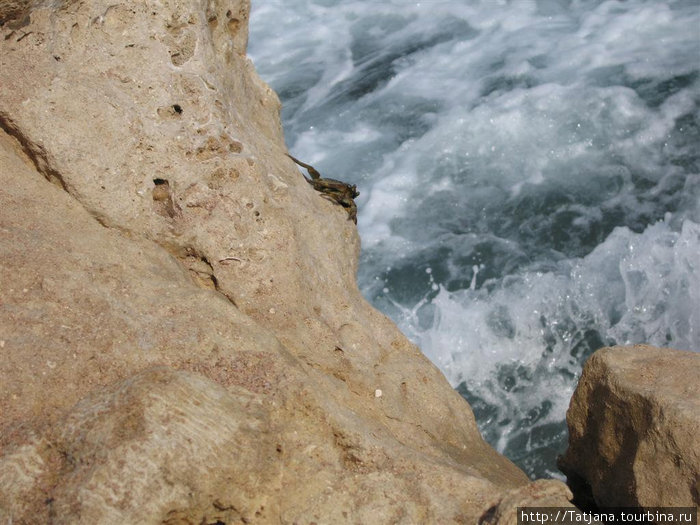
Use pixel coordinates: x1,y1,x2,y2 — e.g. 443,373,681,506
480,480,578,525
559,345,700,508
1,0,574,522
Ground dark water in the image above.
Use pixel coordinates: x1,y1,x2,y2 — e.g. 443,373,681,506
250,0,700,478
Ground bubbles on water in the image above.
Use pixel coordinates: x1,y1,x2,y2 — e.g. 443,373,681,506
395,217,698,478
250,0,700,479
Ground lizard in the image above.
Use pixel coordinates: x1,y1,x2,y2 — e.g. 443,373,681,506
287,153,359,224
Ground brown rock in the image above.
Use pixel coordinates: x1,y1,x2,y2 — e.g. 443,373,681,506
0,0,555,522
559,345,700,507
480,480,577,525
1,367,279,524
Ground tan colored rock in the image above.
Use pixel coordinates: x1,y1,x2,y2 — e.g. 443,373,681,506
480,480,577,525
0,0,560,522
0,115,530,522
0,0,467,455
1,367,279,524
559,345,700,507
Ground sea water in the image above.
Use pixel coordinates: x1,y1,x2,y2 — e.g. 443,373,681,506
248,0,700,479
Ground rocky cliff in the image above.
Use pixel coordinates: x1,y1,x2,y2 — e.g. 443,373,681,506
0,0,574,523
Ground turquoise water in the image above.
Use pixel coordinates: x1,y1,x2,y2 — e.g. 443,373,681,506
249,0,700,478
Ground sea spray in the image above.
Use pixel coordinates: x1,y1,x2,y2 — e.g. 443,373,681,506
250,0,700,478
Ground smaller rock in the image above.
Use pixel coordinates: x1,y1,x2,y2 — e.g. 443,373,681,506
559,345,700,508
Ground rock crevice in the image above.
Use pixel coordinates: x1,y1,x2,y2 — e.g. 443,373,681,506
0,111,70,192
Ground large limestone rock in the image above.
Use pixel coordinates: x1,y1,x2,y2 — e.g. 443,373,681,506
0,0,574,522
559,345,700,508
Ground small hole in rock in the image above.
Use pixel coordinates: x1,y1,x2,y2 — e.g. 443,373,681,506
153,178,168,185
172,104,183,114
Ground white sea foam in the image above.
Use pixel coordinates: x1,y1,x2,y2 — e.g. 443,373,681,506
401,218,698,420
250,0,700,478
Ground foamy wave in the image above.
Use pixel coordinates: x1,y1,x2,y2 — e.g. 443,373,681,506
249,0,700,478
